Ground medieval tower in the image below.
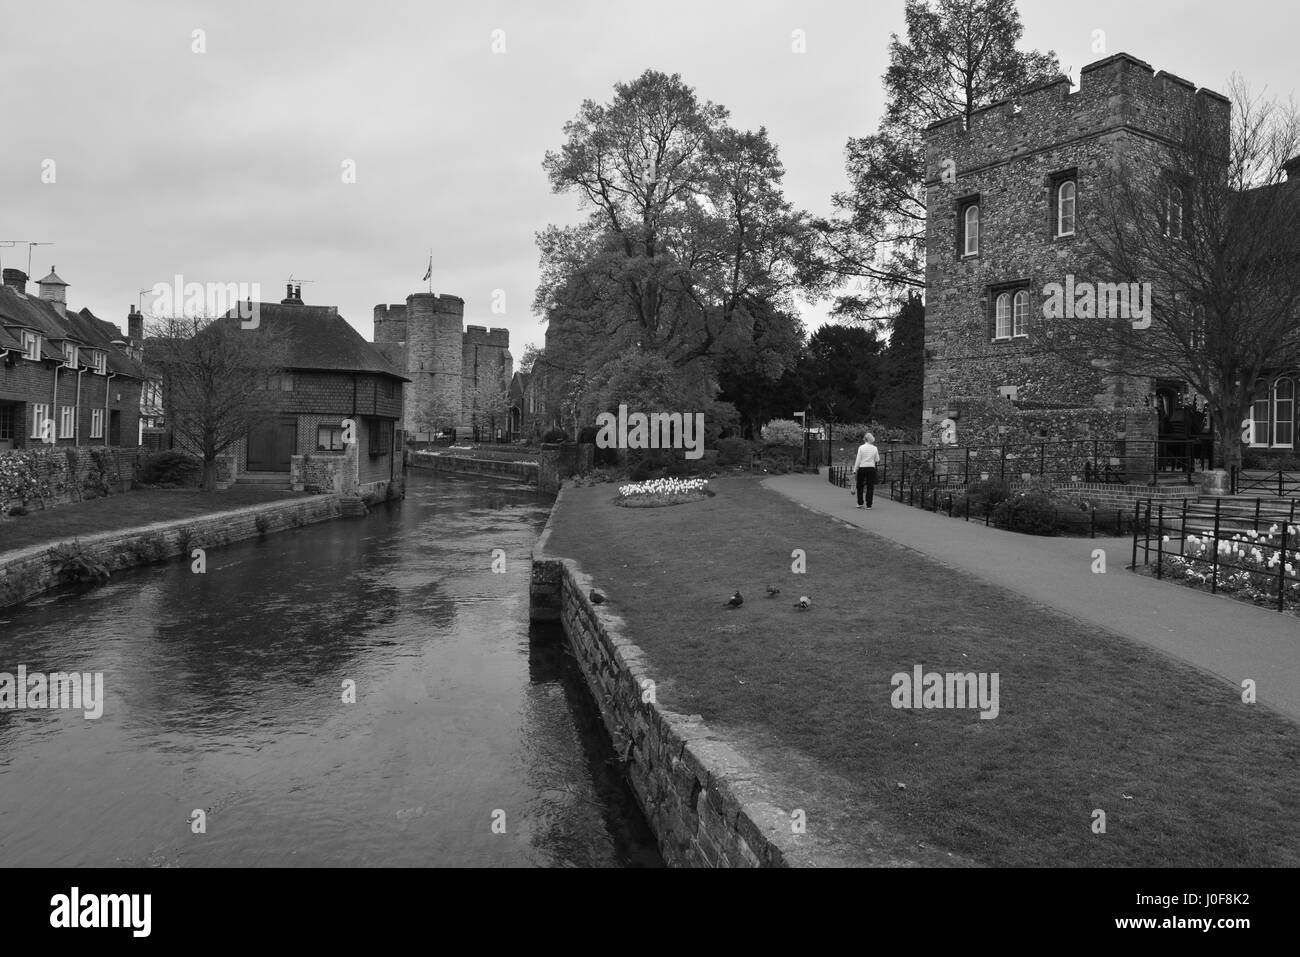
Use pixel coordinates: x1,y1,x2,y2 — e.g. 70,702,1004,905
921,53,1230,451
373,292,512,439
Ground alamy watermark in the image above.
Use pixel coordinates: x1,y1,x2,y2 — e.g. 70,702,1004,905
594,404,705,460
890,665,999,720
150,275,261,328
0,665,104,719
1042,274,1151,329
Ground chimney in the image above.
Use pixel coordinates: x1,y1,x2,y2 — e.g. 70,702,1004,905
281,282,302,305
294,283,302,301
2,268,27,293
128,304,144,342
1284,156,1300,181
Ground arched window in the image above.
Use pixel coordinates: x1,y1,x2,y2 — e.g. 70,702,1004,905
1012,290,1029,338
964,204,980,256
1057,181,1076,236
995,292,1012,339
1167,186,1184,239
1273,377,1294,448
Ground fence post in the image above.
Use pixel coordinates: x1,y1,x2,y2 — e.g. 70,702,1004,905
1130,501,1140,570
1000,443,1006,483
1156,505,1165,579
1211,499,1221,594
964,447,970,486
985,503,991,527
1277,520,1290,613
1230,465,1237,496
947,493,953,517
1143,501,1152,564
1180,499,1188,556
1090,507,1096,539
1282,469,1286,499
1255,498,1262,532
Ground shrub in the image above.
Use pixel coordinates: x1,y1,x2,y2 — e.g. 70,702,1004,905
961,478,1011,513
541,428,569,444
992,490,1059,536
7,505,28,517
255,512,271,534
139,450,202,487
761,419,804,446
715,437,753,467
628,448,674,481
48,541,110,583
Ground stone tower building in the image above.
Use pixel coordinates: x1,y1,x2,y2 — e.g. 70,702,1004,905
373,292,512,438
921,53,1230,452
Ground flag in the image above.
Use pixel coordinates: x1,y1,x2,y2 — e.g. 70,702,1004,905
422,257,432,282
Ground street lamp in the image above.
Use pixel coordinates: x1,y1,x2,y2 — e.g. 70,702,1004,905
793,409,809,467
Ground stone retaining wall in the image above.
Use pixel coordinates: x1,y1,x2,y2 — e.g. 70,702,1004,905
530,490,806,868
0,494,341,609
407,451,538,484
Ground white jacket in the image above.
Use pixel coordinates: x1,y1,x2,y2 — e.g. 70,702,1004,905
854,443,880,469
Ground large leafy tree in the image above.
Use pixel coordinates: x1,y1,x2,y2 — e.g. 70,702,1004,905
799,325,882,425
871,294,926,429
811,0,1058,322
537,69,807,402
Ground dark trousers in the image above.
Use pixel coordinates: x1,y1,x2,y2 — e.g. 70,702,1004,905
856,466,876,506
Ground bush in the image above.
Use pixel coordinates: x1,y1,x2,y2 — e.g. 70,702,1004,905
961,478,1011,513
139,450,202,487
628,448,674,481
761,419,804,446
991,491,1059,536
48,540,110,584
541,428,569,444
715,437,753,467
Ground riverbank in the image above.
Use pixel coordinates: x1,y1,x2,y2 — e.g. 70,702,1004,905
538,475,1300,867
407,449,539,484
0,492,339,609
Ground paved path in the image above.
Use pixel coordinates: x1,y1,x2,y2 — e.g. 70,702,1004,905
765,472,1300,724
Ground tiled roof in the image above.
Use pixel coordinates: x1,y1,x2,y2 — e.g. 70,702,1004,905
220,302,409,381
0,286,144,379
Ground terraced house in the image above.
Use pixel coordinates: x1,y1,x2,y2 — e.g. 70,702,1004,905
0,267,144,452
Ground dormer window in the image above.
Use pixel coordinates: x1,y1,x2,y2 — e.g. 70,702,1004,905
63,342,78,368
1057,181,1076,236
959,198,981,257
21,330,41,360
91,350,107,374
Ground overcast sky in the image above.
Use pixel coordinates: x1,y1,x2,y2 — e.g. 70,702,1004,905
2,0,1295,355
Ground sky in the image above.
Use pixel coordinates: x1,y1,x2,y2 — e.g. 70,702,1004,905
2,0,1296,357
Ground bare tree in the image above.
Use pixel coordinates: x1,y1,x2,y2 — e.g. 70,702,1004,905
147,314,290,490
1044,77,1300,473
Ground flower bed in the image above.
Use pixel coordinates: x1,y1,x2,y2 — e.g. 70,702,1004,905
1148,526,1300,614
614,477,711,508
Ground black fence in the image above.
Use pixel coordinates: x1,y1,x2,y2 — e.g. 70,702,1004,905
1231,468,1300,497
878,438,1210,488
1131,498,1300,613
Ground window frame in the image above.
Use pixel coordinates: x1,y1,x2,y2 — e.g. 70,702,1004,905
21,330,41,361
1166,185,1185,239
62,342,78,368
31,404,51,440
994,293,1013,341
90,408,104,439
1012,290,1030,338
1272,377,1295,449
1250,394,1271,448
961,201,981,257
91,350,107,374
1056,180,1077,237
316,425,345,452
367,418,393,457
59,406,75,439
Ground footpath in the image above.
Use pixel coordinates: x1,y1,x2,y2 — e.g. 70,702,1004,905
765,472,1300,724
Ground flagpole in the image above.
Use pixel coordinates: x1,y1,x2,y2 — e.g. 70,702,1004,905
428,248,433,294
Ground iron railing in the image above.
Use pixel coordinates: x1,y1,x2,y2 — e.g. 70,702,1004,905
1230,468,1300,497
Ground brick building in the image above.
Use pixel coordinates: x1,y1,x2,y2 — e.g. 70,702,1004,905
921,53,1233,459
0,267,144,452
372,292,512,441
210,285,408,500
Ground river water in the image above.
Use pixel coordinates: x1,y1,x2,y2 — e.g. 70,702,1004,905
0,471,661,867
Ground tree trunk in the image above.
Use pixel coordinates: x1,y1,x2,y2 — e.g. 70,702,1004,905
201,458,218,492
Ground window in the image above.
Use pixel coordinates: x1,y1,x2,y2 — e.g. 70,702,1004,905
1273,378,1294,448
62,342,78,368
0,405,13,441
91,351,106,374
1013,290,1030,338
1250,395,1270,448
994,293,1013,340
1057,181,1077,237
368,418,392,457
317,425,345,451
90,408,104,439
21,331,40,360
60,406,75,439
962,202,980,256
1166,185,1185,239
31,404,50,440
263,372,293,391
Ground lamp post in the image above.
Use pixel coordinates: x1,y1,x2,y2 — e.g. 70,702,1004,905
794,409,809,467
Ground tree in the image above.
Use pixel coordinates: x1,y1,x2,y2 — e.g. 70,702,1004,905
466,375,512,441
537,70,808,379
798,324,882,426
1049,77,1300,474
872,294,925,429
147,314,290,490
811,0,1058,322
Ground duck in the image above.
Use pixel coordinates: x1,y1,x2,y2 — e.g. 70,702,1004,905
723,591,743,609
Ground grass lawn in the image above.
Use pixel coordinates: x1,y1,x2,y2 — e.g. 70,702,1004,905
0,486,311,556
544,475,1300,867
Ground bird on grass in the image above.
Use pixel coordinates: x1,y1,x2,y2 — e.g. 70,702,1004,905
723,591,744,609
589,589,606,604
794,596,811,610
765,585,780,597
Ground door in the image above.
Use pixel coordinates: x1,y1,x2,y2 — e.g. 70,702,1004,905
246,417,296,471
109,410,121,447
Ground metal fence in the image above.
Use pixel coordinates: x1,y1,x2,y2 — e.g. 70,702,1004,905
1131,497,1300,613
1231,468,1300,497
877,438,1210,488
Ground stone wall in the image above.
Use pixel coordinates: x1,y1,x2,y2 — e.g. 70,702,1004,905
0,493,341,609
0,445,145,514
407,450,538,484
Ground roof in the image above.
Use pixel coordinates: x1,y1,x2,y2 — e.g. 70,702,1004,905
219,302,409,381
0,285,144,379
37,268,68,288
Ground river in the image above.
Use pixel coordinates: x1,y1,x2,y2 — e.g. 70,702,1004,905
0,471,661,867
